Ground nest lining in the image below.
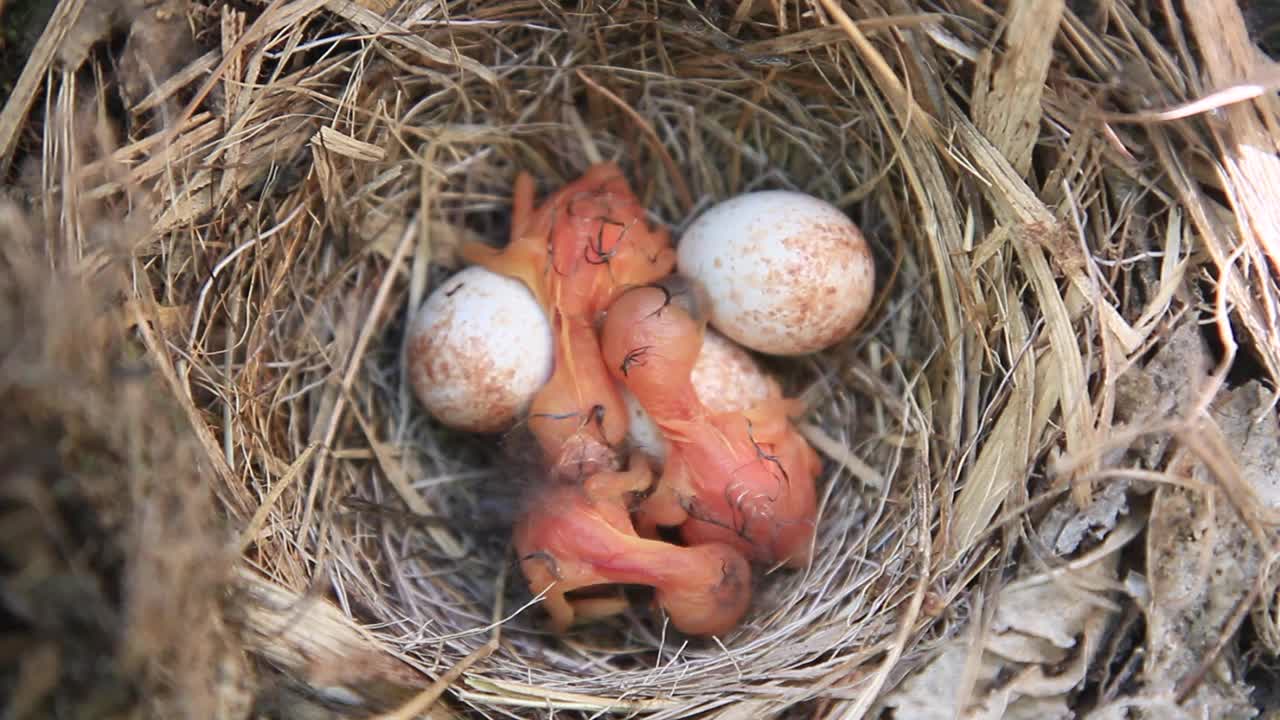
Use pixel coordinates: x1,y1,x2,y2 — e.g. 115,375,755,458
12,0,1275,717
178,4,946,713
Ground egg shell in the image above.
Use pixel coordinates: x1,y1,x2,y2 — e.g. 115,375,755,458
405,265,553,433
676,190,875,356
624,329,780,464
690,328,782,414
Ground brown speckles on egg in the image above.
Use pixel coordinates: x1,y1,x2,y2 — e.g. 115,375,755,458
677,190,876,356
404,265,554,433
690,330,781,413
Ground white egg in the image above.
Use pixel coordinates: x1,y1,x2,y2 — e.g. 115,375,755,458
623,329,780,465
676,190,875,356
404,266,553,433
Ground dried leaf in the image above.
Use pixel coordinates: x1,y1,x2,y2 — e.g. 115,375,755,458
883,550,1123,719
1042,316,1212,556
1041,479,1131,556
1141,379,1280,719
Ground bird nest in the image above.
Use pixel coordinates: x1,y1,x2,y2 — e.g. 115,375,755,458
7,0,1280,719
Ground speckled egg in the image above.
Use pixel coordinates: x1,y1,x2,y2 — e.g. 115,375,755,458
690,328,782,414
676,190,875,356
405,266,553,433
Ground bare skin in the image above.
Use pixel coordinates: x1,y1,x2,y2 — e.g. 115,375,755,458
600,285,822,568
463,163,676,475
513,453,753,636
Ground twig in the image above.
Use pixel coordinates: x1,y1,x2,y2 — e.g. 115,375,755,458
814,0,940,146
797,422,885,491
167,0,319,147
0,0,88,177
831,471,933,720
238,443,319,552
577,70,694,214
372,553,508,720
298,214,419,544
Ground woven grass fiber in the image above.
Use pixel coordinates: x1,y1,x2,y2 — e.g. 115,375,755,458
6,1,1280,719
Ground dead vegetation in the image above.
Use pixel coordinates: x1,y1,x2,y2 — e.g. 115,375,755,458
3,0,1280,718
0,204,243,719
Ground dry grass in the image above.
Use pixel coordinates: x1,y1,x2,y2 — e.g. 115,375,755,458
5,0,1280,718
0,202,243,719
